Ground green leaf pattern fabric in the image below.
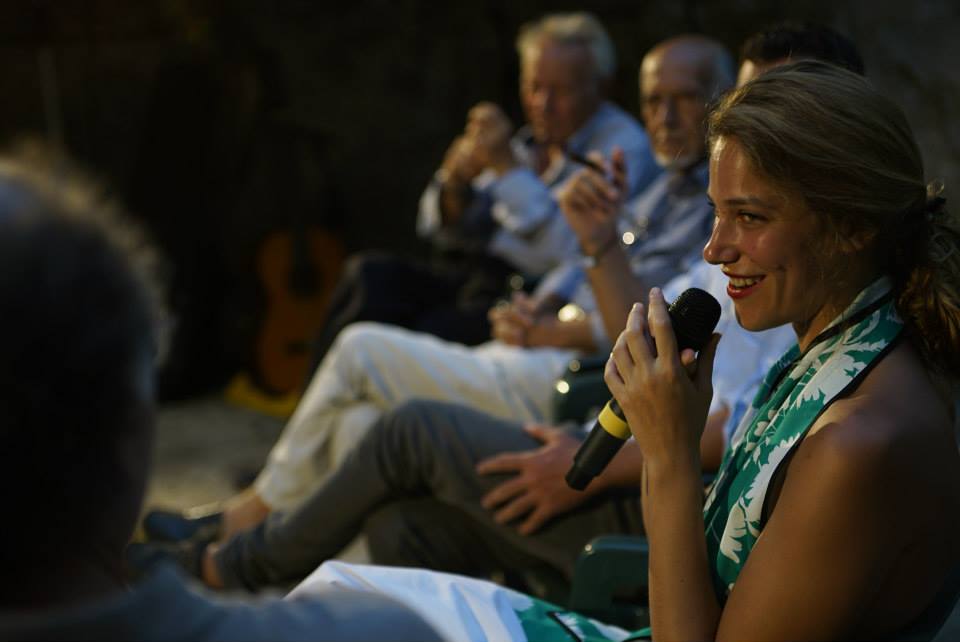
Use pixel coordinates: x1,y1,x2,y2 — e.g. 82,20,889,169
702,278,901,600
514,597,639,641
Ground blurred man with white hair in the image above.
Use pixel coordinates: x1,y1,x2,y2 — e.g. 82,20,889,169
306,12,660,368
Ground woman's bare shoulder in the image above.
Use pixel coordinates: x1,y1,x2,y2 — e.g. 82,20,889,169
755,343,960,641
804,340,958,495
814,342,951,442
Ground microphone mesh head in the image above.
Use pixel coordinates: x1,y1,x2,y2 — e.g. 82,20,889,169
668,288,721,351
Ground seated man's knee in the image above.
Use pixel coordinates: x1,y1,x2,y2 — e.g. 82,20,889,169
331,321,397,356
365,500,486,573
364,502,422,566
374,400,460,450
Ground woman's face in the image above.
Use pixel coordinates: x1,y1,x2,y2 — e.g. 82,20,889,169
703,136,850,349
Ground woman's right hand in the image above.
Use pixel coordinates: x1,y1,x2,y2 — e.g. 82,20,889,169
604,291,719,471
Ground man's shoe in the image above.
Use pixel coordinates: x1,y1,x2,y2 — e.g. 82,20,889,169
143,507,222,543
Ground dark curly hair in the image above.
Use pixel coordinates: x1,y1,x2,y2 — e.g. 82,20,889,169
739,21,864,75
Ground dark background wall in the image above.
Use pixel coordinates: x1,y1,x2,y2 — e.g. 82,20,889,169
0,0,955,397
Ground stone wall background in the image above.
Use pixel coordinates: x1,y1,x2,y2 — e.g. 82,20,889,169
0,0,955,395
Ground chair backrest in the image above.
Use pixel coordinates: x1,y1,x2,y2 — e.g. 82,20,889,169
567,535,650,630
552,355,610,425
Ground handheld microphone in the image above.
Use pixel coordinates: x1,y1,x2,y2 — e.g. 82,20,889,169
565,288,721,491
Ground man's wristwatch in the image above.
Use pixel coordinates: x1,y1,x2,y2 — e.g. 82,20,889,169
578,234,619,269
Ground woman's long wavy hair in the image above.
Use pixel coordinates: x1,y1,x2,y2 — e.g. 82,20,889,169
708,60,960,377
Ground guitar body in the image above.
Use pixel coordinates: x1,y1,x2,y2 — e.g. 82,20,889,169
255,228,345,393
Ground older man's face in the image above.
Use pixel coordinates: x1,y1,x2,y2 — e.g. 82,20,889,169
520,38,601,146
640,49,709,170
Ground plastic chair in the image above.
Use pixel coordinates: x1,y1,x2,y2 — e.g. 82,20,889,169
553,356,651,629
567,535,650,630
552,354,610,426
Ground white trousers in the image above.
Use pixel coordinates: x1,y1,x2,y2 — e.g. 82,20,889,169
254,322,576,509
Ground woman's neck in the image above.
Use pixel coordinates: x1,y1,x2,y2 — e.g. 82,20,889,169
794,271,883,353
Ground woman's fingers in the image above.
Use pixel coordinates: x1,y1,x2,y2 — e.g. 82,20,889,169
603,353,624,389
645,288,679,367
610,303,646,383
623,302,653,372
680,348,698,377
609,293,717,403
694,332,722,393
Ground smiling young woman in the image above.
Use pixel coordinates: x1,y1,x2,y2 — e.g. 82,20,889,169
603,60,960,640
703,136,841,346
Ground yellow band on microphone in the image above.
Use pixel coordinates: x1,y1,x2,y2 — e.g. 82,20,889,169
598,402,630,439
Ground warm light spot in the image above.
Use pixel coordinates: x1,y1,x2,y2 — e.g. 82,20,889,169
557,303,586,322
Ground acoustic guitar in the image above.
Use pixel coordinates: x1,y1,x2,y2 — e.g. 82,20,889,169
254,225,345,394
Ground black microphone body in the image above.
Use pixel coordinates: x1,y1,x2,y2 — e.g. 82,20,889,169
565,288,721,491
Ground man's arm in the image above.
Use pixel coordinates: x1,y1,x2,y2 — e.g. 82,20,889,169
431,135,486,228
557,149,650,343
417,102,515,237
488,291,596,351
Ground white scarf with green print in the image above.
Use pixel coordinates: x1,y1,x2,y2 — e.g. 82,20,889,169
703,277,901,599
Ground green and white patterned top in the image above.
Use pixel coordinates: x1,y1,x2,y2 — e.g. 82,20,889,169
702,277,902,600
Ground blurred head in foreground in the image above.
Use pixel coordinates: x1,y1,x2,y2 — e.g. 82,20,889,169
0,144,164,605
